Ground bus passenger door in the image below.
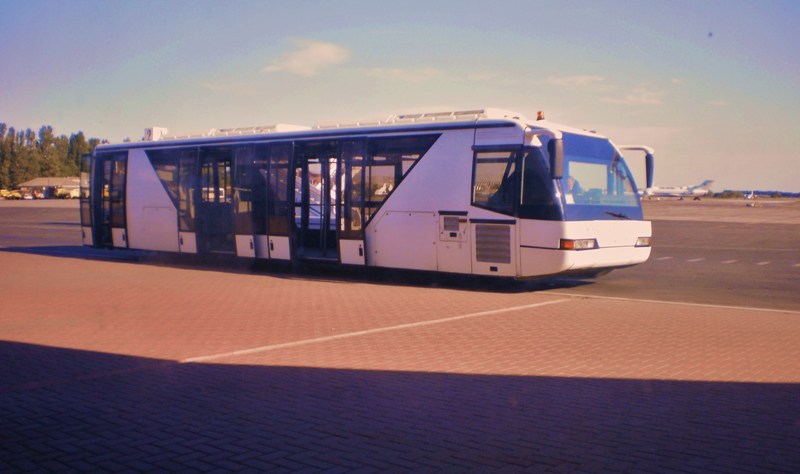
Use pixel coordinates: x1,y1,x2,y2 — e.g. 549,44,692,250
80,154,93,246
266,143,292,260
91,152,128,249
292,141,340,261
339,140,366,265
196,148,235,254
233,146,267,258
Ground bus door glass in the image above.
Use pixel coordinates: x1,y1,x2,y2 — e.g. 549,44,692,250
264,143,292,260
80,154,93,246
91,151,127,248
233,145,267,258
196,147,235,253
293,141,339,261
339,140,366,265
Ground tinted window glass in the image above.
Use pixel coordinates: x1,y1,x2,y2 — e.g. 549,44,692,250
234,145,266,235
147,148,198,231
109,154,127,228
340,140,366,239
80,154,91,227
266,142,292,236
472,150,516,216
519,148,562,220
146,149,182,209
362,134,438,225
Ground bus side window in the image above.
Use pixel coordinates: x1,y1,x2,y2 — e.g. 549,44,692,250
472,150,516,216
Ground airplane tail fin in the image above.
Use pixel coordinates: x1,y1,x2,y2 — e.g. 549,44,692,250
689,180,713,191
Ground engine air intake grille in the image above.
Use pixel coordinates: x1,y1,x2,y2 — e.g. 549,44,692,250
475,224,511,263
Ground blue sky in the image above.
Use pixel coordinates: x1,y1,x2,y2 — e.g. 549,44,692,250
2,0,798,191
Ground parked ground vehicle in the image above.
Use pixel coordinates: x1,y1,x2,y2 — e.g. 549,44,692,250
56,187,81,199
1,190,23,200
80,108,654,279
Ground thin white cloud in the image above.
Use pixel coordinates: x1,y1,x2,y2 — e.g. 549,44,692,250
262,39,350,77
602,85,664,106
367,67,443,83
546,75,606,87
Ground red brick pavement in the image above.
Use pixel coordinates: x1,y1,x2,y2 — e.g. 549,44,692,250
1,249,799,471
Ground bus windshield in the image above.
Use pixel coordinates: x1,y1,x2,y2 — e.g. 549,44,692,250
559,132,642,220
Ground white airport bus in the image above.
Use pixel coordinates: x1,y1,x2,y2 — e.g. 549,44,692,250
80,108,654,278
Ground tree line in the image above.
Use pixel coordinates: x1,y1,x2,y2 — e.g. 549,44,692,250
0,123,102,189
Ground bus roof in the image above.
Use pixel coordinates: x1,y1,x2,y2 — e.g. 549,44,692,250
97,107,607,151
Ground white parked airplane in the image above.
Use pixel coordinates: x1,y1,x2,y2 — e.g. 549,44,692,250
643,180,714,200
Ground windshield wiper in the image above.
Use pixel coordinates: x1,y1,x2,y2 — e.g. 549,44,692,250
606,211,630,220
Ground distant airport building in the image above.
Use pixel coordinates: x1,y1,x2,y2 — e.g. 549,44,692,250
17,177,80,199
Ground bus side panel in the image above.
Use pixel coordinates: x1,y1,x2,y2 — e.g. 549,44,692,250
112,228,127,248
339,239,365,265
368,130,473,273
235,234,256,258
179,232,197,253
370,211,437,271
268,235,291,260
126,149,180,252
436,214,471,274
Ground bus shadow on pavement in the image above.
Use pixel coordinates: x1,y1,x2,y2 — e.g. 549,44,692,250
2,341,798,472
0,244,594,293
0,245,148,262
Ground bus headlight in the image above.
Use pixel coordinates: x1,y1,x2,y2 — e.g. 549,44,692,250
635,236,652,247
559,238,598,250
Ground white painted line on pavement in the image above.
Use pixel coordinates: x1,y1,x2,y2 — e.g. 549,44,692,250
656,256,673,261
547,292,800,315
182,298,572,364
687,258,705,262
721,260,737,264
756,261,772,266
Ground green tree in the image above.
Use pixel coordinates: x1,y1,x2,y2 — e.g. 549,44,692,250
13,129,41,184
0,123,10,189
55,135,73,176
38,126,60,177
0,123,103,186
5,126,16,185
68,132,97,174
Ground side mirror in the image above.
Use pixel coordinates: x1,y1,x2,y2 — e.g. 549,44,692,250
619,145,655,191
549,138,564,179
